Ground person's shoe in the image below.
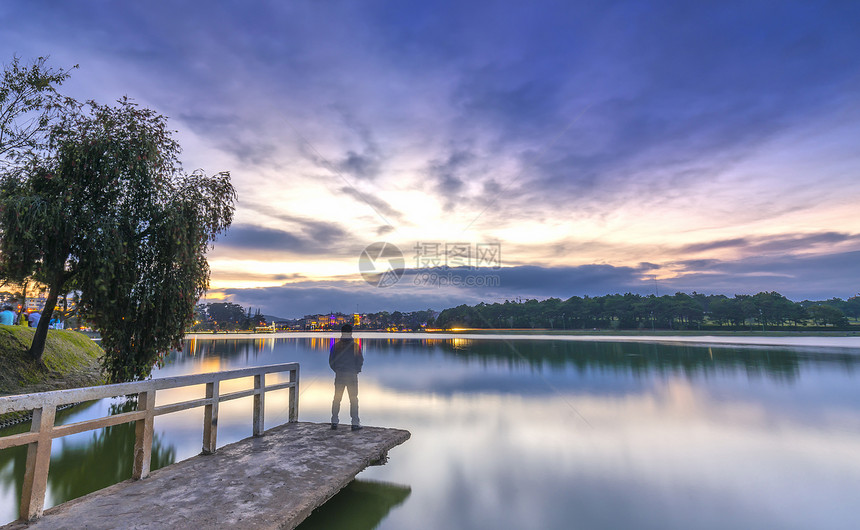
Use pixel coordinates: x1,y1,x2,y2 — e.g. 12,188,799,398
351,425,362,431
330,423,338,430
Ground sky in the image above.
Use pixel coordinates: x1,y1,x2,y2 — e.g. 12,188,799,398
2,0,859,318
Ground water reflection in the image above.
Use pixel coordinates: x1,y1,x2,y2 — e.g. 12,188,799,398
168,336,860,386
0,400,174,523
2,336,860,529
370,338,860,381
354,379,860,529
46,400,175,504
297,479,411,530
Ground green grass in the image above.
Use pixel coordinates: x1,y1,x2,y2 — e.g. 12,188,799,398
0,326,105,396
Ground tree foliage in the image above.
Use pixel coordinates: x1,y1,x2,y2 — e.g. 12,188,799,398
190,303,271,331
355,309,436,331
0,56,76,168
806,304,850,328
0,87,235,381
434,291,854,331
197,302,252,330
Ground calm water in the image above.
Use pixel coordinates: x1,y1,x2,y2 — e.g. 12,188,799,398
2,335,860,529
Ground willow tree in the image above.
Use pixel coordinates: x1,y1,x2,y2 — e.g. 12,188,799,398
0,98,235,381
0,56,75,167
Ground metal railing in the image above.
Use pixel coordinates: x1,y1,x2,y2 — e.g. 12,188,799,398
0,362,300,522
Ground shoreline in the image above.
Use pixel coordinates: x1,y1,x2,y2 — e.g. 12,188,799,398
186,331,860,350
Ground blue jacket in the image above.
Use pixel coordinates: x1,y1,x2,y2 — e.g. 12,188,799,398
329,339,363,374
0,310,15,326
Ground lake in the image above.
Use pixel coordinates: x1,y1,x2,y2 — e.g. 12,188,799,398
2,334,860,529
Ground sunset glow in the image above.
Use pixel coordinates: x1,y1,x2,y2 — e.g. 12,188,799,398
4,1,858,317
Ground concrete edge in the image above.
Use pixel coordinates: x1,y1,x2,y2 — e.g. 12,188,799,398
2,425,412,530
279,428,411,529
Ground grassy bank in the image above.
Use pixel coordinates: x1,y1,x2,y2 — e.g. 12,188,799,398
0,326,105,397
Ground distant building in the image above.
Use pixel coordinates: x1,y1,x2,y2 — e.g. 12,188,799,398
26,298,47,311
305,315,329,330
300,313,354,330
22,295,77,313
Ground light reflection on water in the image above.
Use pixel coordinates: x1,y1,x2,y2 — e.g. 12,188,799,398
2,336,860,529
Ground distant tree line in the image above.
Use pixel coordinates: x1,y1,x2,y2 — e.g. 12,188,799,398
192,302,267,331
356,309,436,331
435,292,860,331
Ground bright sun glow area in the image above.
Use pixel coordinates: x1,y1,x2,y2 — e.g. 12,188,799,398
7,0,854,315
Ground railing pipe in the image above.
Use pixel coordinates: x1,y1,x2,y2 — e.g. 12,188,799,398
0,362,299,522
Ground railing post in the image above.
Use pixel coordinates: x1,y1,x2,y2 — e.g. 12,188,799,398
202,380,220,454
20,404,56,521
289,366,299,422
0,362,301,520
133,390,154,479
253,374,265,436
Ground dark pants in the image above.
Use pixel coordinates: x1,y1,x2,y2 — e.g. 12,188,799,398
331,372,359,426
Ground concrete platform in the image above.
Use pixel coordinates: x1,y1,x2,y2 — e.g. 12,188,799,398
3,422,411,529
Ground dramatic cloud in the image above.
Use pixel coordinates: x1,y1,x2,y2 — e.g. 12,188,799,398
215,247,860,318
4,0,859,313
215,222,349,256
679,232,860,256
668,250,860,300
338,187,404,224
213,280,485,319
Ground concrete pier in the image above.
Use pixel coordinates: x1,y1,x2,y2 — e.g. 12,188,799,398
3,422,411,529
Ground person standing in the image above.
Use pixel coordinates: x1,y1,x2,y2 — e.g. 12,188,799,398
0,305,15,326
329,324,364,431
